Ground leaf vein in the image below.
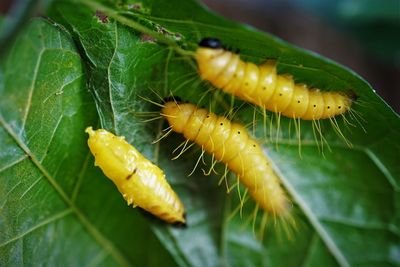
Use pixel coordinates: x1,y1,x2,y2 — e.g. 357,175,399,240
0,155,28,173
0,209,73,248
19,49,44,136
71,151,91,202
40,115,63,162
299,233,320,267
19,176,42,200
319,217,394,232
107,22,118,133
271,160,351,267
365,148,399,190
0,181,22,211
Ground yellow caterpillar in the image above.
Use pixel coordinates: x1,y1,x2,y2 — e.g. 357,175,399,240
195,38,354,120
86,127,185,224
161,102,290,216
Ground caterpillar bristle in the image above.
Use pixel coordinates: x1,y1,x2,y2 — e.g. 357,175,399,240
138,94,166,108
194,41,362,149
161,102,291,222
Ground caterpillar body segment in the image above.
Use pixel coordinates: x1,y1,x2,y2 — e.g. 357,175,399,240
195,38,353,120
86,127,185,224
161,102,290,216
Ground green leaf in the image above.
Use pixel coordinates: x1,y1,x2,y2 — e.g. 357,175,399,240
5,0,398,266
0,18,176,266
47,0,400,266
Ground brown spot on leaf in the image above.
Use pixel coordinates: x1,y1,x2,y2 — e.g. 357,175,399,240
140,34,156,43
128,3,142,10
95,10,108,23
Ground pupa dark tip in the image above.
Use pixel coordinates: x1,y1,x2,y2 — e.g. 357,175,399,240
172,213,187,228
172,221,187,228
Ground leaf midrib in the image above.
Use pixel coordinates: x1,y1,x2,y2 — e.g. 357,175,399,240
273,160,351,267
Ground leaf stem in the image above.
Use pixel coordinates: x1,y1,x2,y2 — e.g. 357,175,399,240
79,0,192,57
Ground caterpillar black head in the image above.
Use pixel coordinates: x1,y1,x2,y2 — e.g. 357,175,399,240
349,91,359,102
199,38,222,49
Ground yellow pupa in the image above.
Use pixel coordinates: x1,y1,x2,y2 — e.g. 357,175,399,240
86,127,185,224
